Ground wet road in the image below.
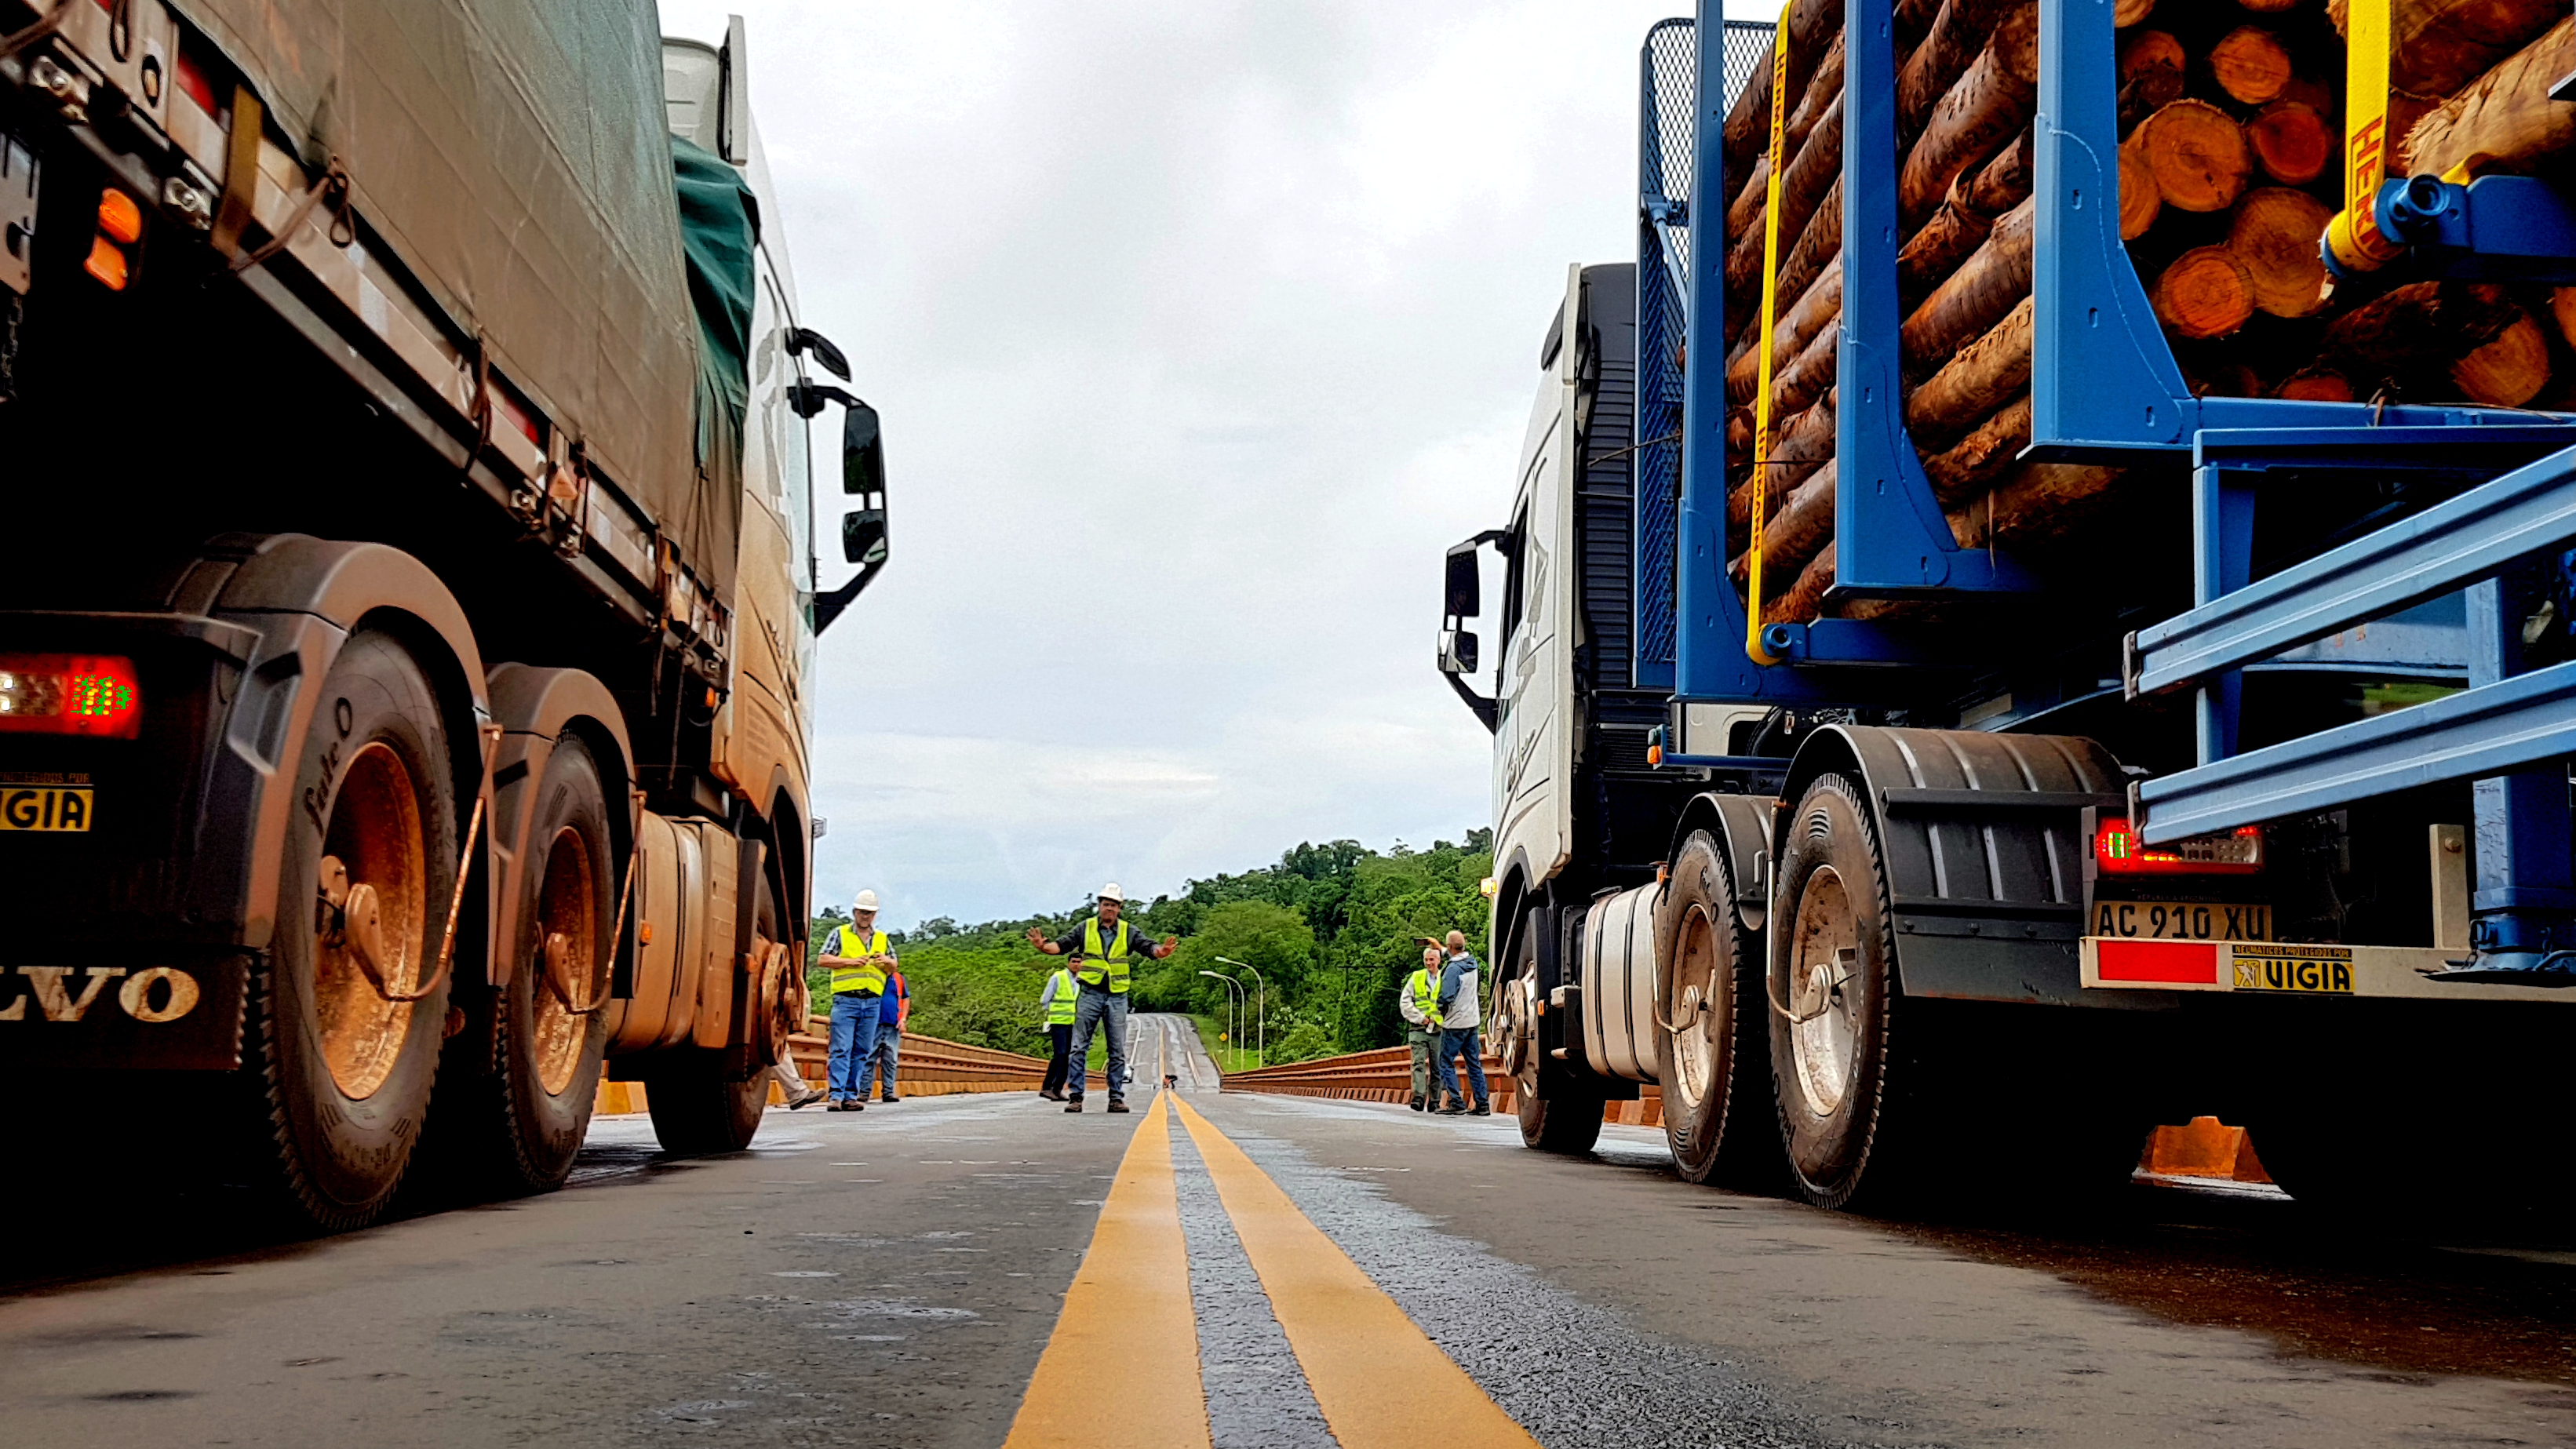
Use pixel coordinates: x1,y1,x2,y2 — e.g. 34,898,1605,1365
6,1013,2575,1447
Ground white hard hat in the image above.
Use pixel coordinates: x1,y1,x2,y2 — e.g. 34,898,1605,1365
854,889,880,912
1099,883,1124,904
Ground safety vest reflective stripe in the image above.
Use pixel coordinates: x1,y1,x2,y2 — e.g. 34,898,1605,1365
1077,918,1132,993
1409,967,1441,1024
830,926,889,995
1046,969,1079,1025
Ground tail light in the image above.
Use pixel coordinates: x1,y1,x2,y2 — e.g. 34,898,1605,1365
2094,817,2263,876
0,654,142,737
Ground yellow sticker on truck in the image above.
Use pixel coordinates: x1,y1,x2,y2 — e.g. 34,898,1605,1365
2229,943,2354,994
0,784,91,831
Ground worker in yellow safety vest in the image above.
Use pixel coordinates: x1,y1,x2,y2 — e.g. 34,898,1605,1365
1027,883,1177,1114
818,889,897,1110
1397,942,1447,1112
1035,959,1082,1101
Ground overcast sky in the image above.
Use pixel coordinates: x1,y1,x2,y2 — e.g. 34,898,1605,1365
658,1,1741,930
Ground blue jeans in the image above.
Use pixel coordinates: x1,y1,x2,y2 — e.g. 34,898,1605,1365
829,992,881,1099
1066,989,1128,1101
872,1027,902,1099
1437,1026,1487,1108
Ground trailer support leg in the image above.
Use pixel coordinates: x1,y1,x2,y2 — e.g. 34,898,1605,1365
2191,464,2254,767
2453,572,2576,979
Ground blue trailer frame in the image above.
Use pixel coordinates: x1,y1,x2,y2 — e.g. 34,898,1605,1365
1639,0,2576,974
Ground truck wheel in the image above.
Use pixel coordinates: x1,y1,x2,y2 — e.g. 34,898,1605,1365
1658,830,1776,1186
242,629,458,1232
1505,913,1604,1154
644,866,776,1155
1768,773,1907,1211
452,734,615,1193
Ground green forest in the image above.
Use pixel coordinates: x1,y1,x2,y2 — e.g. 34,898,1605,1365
806,830,1492,1065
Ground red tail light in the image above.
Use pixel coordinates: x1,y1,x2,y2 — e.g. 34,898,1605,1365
2095,817,2263,875
0,654,142,737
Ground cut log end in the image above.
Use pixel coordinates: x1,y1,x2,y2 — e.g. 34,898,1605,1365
2209,26,2294,106
2118,138,2162,239
2228,187,2334,319
2451,312,2552,406
2154,245,2256,340
2135,99,2253,213
2272,366,2355,402
2248,100,2334,184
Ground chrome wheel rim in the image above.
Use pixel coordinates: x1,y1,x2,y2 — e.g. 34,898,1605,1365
1788,865,1861,1118
1671,903,1718,1109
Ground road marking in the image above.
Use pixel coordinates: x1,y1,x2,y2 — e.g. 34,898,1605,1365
1001,1094,1208,1449
1171,1096,1540,1449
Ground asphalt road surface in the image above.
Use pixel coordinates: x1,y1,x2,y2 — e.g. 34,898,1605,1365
9,1011,2576,1447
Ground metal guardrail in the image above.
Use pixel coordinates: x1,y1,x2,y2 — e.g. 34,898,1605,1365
1222,1047,1680,1125
785,1018,1104,1096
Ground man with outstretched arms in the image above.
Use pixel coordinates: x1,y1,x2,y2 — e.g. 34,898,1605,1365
819,890,898,1111
1026,883,1176,1115
1036,958,1082,1101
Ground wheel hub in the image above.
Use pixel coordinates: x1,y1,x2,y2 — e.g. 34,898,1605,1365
530,824,598,1096
1671,905,1718,1108
312,741,425,1101
1789,865,1863,1118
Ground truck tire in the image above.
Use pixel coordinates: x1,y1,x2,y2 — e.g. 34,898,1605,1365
1505,913,1605,1154
239,629,458,1232
1768,773,1911,1211
1657,829,1778,1186
644,866,778,1155
446,734,615,1193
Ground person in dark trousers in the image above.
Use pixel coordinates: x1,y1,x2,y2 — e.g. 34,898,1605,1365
1434,930,1490,1116
1026,883,1176,1114
1037,958,1081,1100
870,967,909,1102
820,890,895,1110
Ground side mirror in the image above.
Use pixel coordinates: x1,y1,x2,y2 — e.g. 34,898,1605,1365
807,392,890,635
1437,529,1507,734
1437,627,1478,675
1444,541,1481,619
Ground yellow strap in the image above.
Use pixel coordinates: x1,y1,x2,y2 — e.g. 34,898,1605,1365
1744,3,1794,666
2324,0,2403,272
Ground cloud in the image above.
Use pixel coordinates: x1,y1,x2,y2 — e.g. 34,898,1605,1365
658,0,1697,927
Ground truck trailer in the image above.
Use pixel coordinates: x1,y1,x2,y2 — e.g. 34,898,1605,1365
1443,0,2576,1211
0,2,885,1230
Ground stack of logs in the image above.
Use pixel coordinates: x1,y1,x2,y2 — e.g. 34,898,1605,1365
1722,0,2576,627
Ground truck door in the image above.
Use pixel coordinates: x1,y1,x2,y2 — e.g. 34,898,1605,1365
1494,288,1582,883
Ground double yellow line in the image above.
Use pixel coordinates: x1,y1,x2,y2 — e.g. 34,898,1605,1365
1003,1094,1538,1449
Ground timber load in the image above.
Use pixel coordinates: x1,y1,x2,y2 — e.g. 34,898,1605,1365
1726,0,2576,627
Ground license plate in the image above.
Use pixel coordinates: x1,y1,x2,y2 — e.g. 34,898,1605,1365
2230,943,2353,994
2091,900,2270,941
0,785,92,831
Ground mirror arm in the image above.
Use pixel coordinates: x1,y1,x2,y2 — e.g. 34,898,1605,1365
788,326,852,381
811,557,887,636
1445,672,1498,734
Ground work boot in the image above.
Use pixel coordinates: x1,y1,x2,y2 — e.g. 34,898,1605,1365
1408,1095,1425,1112
1040,1088,1066,1101
1470,1102,1492,1116
788,1088,826,1110
1066,1098,1085,1113
1106,1099,1130,1113
1437,1102,1467,1116
881,1094,901,1104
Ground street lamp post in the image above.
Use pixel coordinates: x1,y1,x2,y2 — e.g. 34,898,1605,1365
1197,970,1244,1072
1213,956,1265,1067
